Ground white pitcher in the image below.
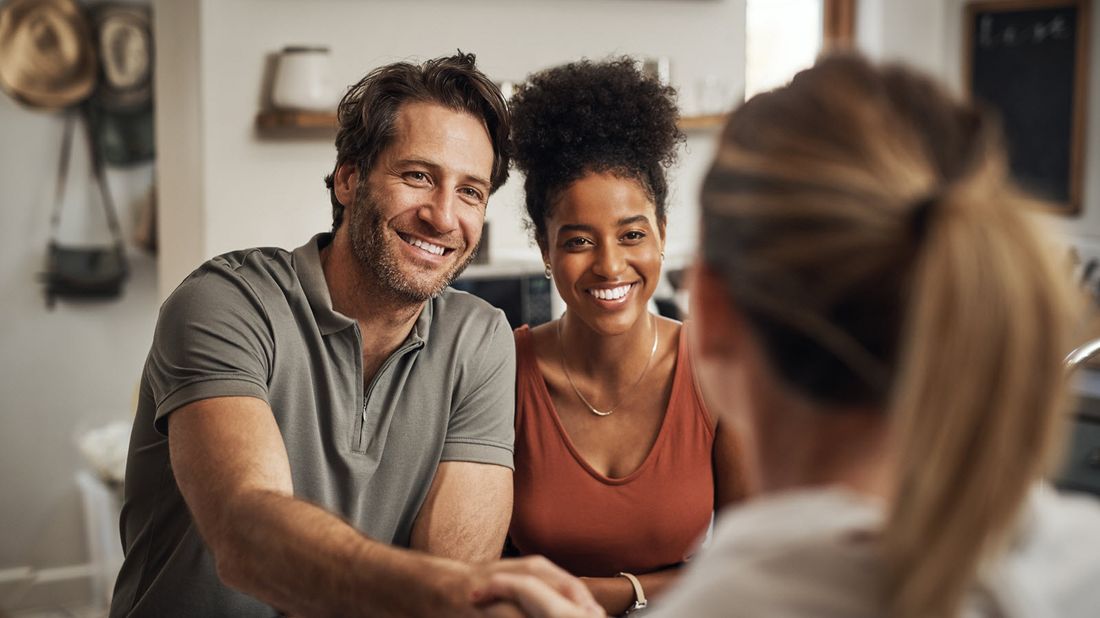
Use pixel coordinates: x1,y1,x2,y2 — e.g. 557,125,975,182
272,46,337,112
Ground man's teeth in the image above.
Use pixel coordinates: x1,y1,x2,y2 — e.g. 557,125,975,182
589,285,632,301
406,237,446,256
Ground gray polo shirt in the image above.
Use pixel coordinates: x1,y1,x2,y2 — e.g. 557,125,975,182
111,233,515,617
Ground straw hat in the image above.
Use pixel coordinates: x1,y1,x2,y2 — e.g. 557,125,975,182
88,2,151,110
0,0,96,109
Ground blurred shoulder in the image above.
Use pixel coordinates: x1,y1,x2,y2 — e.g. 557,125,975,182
990,486,1100,617
653,489,884,618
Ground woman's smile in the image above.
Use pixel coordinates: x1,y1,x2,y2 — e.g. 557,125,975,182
585,282,638,305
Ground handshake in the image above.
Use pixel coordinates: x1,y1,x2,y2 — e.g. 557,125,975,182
471,557,608,618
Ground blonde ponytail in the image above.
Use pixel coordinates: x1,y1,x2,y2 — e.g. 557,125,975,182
883,170,1079,617
700,52,1084,618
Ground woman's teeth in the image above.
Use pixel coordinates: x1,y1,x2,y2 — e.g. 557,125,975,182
406,237,446,256
588,284,632,301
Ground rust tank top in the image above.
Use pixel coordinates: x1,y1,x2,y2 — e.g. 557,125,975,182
509,324,716,577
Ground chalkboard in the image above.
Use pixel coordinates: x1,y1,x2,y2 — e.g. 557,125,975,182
965,0,1091,214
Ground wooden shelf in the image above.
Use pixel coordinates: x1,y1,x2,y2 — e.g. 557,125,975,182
256,109,337,130
256,109,726,133
678,113,727,131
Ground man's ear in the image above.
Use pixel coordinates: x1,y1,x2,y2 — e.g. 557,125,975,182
333,162,359,208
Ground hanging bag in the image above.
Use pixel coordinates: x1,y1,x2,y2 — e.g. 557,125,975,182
42,108,129,307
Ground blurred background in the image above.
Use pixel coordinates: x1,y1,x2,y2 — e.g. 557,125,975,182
1,0,1098,616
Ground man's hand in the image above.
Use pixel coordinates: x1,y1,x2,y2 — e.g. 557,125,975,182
472,557,607,618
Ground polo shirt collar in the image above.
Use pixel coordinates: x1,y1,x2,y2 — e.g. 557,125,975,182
413,293,432,345
293,233,355,335
292,232,434,343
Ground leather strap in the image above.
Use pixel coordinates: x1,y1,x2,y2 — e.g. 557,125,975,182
617,572,647,614
48,106,128,260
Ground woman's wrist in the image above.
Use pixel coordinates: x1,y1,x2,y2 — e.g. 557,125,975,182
617,572,648,614
579,575,637,616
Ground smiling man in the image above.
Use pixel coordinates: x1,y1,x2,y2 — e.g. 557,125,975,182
111,53,518,618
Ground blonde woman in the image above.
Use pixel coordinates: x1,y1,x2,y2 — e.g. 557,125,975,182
474,53,1100,617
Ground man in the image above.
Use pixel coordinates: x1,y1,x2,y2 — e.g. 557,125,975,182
111,52,519,617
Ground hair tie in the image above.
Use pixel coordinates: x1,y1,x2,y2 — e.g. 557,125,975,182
911,193,941,240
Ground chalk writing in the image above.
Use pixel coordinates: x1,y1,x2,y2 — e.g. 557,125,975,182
979,14,1069,47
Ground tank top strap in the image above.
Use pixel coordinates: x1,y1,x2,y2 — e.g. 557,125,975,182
513,325,550,431
668,322,717,438
513,325,536,380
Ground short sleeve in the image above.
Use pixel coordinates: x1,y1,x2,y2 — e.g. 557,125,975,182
440,310,516,469
146,264,274,435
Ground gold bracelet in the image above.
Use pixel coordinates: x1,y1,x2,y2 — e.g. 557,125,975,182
617,572,648,614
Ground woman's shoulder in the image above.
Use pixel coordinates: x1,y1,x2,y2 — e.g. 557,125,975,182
658,314,683,339
518,321,556,362
654,315,685,371
984,486,1100,617
514,322,561,383
1009,485,1100,563
524,320,554,341
651,489,884,617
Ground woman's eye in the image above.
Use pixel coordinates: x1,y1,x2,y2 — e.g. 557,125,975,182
623,231,646,242
563,237,592,248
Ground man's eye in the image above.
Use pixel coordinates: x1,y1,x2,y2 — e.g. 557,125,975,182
459,187,484,202
405,172,430,184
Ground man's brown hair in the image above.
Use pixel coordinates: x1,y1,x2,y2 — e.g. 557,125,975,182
324,51,511,230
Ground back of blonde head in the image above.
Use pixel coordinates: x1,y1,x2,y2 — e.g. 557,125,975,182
700,53,1081,617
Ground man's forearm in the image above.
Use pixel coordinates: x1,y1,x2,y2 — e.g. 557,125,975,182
211,489,479,618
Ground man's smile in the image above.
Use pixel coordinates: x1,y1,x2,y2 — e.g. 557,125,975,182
398,232,454,257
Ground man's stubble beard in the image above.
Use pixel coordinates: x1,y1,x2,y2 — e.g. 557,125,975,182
347,186,480,303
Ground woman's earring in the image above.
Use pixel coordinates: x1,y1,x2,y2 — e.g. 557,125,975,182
660,252,666,263
544,263,552,279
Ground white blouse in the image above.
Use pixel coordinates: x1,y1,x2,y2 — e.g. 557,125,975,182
651,485,1100,617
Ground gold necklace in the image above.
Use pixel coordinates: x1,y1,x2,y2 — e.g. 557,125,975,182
557,313,659,417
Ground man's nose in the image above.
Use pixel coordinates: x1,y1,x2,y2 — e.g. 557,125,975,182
419,187,457,233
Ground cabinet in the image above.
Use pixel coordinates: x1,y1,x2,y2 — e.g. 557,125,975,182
1059,403,1100,497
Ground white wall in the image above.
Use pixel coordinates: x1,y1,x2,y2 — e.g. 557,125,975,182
0,85,158,577
157,0,746,295
154,0,205,301
857,0,947,76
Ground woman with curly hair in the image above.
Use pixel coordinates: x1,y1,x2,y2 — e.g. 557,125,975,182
505,58,749,616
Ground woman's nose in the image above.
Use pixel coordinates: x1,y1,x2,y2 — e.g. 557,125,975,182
592,244,627,278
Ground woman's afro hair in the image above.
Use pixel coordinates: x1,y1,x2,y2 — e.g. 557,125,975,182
510,57,683,244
